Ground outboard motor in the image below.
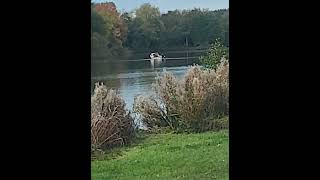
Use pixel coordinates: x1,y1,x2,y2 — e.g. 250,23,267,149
159,53,166,63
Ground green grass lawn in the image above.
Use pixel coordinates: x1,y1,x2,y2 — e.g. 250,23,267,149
91,130,229,180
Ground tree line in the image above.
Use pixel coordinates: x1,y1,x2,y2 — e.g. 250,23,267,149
91,2,229,59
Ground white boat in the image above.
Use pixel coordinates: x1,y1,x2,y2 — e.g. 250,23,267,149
149,52,163,67
150,52,163,61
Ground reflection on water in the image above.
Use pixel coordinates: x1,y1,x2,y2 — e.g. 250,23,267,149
92,65,190,111
91,50,205,113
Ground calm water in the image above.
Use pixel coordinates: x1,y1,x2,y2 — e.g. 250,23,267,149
91,50,206,111
92,65,190,110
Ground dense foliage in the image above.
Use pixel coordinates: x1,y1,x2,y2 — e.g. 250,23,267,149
91,2,229,59
200,39,229,70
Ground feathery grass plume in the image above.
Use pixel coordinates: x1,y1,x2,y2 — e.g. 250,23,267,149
91,82,136,153
134,60,229,133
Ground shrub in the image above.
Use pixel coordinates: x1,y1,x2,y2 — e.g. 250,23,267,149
133,60,229,133
91,83,136,152
200,39,228,70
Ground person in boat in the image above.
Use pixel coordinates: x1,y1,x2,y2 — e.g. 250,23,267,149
150,52,162,59
159,52,166,60
151,52,166,59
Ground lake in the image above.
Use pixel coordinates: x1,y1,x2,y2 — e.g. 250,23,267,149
91,49,206,114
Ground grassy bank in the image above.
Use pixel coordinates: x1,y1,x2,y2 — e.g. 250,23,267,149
91,130,229,180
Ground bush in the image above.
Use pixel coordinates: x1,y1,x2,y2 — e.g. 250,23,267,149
200,39,228,70
133,60,229,133
91,83,136,152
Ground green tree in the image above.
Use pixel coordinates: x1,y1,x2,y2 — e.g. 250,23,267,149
200,39,228,70
91,8,108,36
91,3,129,59
160,10,187,48
91,3,229,55
127,3,164,50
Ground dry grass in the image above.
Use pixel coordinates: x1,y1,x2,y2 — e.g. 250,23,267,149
91,82,136,153
133,60,229,132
